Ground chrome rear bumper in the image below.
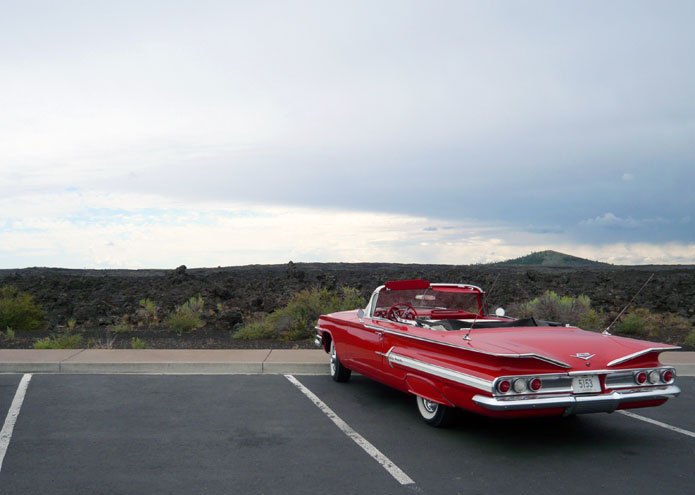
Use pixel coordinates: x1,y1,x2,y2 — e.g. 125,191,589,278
473,385,681,416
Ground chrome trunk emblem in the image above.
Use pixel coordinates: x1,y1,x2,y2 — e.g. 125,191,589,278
571,353,596,360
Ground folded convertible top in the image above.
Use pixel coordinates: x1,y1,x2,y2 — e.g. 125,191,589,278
428,317,542,331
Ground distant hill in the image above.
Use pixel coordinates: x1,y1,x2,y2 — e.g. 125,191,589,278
495,250,609,268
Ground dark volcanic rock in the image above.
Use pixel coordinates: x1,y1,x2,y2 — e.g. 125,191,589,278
1,263,694,349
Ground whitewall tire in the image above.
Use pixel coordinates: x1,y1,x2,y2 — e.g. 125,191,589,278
330,340,351,382
416,395,456,427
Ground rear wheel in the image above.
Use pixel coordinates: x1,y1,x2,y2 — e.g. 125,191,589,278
416,395,456,427
330,340,351,382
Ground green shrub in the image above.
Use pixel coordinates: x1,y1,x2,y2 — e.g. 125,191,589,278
131,337,149,349
166,295,205,334
339,287,367,312
110,321,132,333
139,298,159,325
614,308,691,340
233,315,277,340
167,310,204,334
518,291,601,330
87,334,117,349
0,285,45,330
183,295,205,313
685,330,695,348
1,327,15,340
234,286,366,341
34,333,83,349
615,309,649,336
578,309,601,331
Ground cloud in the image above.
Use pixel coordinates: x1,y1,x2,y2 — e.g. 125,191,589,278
0,2,693,266
581,213,640,229
524,225,565,234
580,213,676,233
583,213,662,229
567,243,695,266
1,189,693,268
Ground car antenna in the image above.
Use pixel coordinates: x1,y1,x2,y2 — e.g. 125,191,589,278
463,273,500,341
603,273,654,335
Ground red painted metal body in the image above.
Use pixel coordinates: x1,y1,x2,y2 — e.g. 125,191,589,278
316,281,681,419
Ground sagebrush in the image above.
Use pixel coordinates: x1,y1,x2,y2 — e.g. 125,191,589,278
615,309,649,336
0,285,45,331
166,295,205,334
615,308,692,339
139,298,159,325
234,286,366,340
131,337,149,349
518,291,600,329
34,333,83,349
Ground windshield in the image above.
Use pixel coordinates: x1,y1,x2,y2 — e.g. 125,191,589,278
373,287,481,318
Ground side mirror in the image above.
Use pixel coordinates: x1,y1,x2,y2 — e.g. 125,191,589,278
357,308,365,321
495,307,506,317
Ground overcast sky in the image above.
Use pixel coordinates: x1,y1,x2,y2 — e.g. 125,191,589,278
1,0,694,268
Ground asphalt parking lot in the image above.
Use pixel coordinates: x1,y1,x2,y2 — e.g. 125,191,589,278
0,374,693,495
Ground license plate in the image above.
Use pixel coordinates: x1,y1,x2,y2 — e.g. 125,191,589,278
572,375,601,393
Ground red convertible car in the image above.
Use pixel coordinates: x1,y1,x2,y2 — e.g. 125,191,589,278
315,279,681,427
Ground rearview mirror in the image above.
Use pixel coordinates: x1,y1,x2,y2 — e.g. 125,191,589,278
415,295,436,301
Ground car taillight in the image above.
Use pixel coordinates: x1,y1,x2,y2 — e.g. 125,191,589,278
497,379,511,393
635,371,647,384
647,370,659,384
529,378,542,392
661,369,674,383
512,379,527,393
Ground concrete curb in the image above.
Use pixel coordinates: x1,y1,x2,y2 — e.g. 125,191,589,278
0,362,331,374
0,363,63,373
0,350,692,376
0,349,330,375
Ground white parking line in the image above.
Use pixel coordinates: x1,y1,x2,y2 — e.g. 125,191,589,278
0,374,32,474
284,374,415,486
618,410,695,439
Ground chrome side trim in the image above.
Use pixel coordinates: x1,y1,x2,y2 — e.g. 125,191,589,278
365,324,387,332
365,323,571,368
607,347,682,367
387,352,493,393
473,385,681,414
375,346,395,359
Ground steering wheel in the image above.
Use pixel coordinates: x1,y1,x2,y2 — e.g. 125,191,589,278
387,303,418,322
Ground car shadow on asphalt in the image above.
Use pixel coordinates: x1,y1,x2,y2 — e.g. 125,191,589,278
333,374,652,455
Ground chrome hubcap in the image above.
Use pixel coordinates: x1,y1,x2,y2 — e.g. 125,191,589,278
330,344,336,375
422,399,437,414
